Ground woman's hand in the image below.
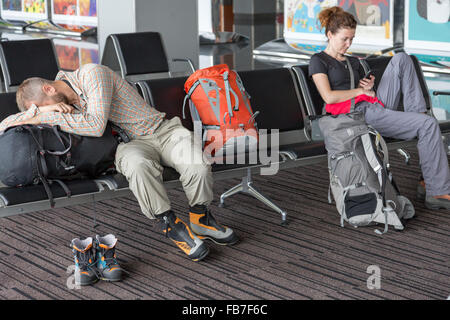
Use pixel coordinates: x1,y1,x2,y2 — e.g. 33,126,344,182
39,103,75,114
359,75,375,91
362,88,376,98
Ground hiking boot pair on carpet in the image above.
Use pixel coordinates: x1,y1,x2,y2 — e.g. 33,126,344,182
71,234,122,286
159,206,239,262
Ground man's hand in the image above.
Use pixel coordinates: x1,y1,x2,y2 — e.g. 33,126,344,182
359,75,375,91
39,103,75,114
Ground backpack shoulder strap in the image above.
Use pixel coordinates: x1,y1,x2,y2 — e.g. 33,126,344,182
344,56,356,113
359,58,370,74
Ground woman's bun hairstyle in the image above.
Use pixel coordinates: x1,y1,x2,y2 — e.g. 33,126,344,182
318,6,357,36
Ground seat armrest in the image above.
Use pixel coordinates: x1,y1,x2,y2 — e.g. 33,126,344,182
433,91,450,96
279,150,298,160
172,58,196,74
96,174,129,190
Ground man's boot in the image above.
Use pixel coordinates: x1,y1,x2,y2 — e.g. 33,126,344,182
159,210,209,261
189,205,239,246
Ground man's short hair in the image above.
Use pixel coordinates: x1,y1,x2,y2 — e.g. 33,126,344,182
16,77,53,112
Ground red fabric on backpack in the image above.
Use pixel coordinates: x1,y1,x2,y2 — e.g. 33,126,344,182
325,94,385,115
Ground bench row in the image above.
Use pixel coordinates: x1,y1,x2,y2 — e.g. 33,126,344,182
0,57,449,224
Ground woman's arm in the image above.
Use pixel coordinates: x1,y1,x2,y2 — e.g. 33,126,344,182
312,73,375,104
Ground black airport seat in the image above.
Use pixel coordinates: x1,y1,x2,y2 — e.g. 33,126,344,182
0,91,19,116
101,31,194,82
0,92,103,217
140,68,325,152
237,68,327,158
136,67,328,165
2,57,445,221
0,180,100,207
0,38,60,92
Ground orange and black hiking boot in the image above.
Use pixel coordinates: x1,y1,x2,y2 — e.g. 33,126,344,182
189,205,239,246
71,237,98,286
95,234,123,282
160,210,209,261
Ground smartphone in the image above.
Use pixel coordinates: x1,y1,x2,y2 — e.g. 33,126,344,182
364,70,374,79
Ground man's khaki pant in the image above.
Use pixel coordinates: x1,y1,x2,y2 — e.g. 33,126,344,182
115,117,213,219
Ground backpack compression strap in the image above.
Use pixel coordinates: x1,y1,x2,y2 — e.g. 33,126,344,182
23,125,73,208
234,71,253,116
222,71,240,122
360,131,391,235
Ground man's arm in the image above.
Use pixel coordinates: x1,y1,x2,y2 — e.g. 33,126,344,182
1,104,76,132
0,104,40,132
14,65,114,137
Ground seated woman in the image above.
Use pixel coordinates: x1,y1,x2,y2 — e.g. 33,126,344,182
309,6,450,210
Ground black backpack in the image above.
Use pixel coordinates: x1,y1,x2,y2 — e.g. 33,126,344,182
0,123,120,206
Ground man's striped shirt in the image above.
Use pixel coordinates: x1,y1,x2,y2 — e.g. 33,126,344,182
0,64,165,139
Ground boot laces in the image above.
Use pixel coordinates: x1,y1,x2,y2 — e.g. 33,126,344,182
74,249,96,271
163,216,171,238
99,246,118,268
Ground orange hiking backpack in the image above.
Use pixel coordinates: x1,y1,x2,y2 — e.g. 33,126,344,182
183,64,259,158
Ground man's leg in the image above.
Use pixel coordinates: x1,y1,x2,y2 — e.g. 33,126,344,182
115,136,170,218
115,133,208,261
157,117,239,245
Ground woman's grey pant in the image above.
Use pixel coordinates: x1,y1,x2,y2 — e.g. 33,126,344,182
115,117,213,219
356,52,450,196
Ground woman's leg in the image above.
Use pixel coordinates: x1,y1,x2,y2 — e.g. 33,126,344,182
358,102,450,197
376,52,427,113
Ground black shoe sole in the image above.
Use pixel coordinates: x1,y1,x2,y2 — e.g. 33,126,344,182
190,245,210,262
99,277,122,282
75,278,99,286
197,233,240,246
425,202,450,210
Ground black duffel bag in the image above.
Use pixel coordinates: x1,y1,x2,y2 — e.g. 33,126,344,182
0,122,120,206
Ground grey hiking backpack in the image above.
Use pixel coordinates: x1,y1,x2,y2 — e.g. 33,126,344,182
318,57,415,234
